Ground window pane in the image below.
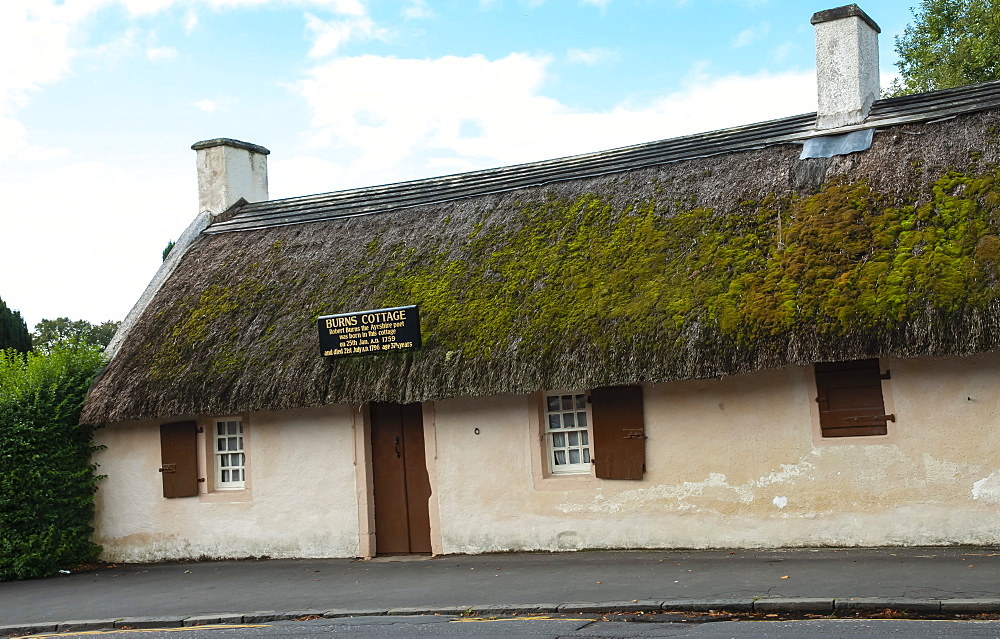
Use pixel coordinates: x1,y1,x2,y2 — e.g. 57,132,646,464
238,436,244,449
552,432,565,447
569,449,580,464
228,437,238,451
554,450,566,465
235,469,243,482
237,453,245,466
568,431,579,446
228,421,238,435
575,394,586,409
584,449,591,463
217,439,225,451
548,414,561,429
217,423,225,436
582,431,589,445
578,412,587,428
221,470,230,483
561,395,573,410
547,396,560,412
563,413,575,428
238,423,244,434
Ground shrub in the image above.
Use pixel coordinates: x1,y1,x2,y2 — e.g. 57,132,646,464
0,343,106,580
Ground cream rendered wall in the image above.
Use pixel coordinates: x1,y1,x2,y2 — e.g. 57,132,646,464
92,405,360,562
432,351,1000,553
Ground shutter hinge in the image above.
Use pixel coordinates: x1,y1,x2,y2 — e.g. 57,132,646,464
880,370,891,380
842,414,895,423
198,478,206,483
197,426,204,433
158,464,176,474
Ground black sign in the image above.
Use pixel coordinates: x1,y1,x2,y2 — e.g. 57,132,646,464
318,306,421,358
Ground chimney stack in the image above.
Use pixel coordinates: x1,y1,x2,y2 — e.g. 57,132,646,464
191,138,270,216
811,4,880,130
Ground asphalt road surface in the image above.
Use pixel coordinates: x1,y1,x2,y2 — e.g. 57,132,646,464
29,617,1000,638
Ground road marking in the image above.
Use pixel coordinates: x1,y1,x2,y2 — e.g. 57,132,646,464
15,625,270,638
452,616,594,623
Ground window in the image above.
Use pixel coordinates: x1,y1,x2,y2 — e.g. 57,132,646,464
814,359,893,438
214,418,245,488
544,392,592,474
542,386,646,480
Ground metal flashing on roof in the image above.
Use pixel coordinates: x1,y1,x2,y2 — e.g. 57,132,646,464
203,80,1000,235
800,128,874,159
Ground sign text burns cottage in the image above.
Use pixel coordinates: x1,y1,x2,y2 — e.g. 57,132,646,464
318,306,421,358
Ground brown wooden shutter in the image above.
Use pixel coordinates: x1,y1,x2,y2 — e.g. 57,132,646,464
814,359,891,437
159,421,200,498
590,385,646,480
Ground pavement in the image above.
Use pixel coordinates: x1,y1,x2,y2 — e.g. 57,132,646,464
3,546,1000,635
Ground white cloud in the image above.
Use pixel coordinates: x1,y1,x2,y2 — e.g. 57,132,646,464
147,45,178,61
402,0,434,19
0,158,194,326
194,98,218,112
732,21,770,48
305,11,388,58
192,95,240,112
183,9,199,33
773,41,796,63
580,0,612,8
294,53,816,189
566,47,617,65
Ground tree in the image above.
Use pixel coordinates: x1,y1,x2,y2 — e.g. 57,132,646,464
0,296,31,354
32,318,120,351
162,239,176,261
887,0,1000,97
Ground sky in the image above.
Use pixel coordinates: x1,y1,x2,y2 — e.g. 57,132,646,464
1,0,918,328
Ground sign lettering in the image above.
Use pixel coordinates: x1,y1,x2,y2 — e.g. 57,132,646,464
317,305,421,358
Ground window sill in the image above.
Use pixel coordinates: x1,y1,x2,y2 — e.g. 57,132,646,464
533,471,602,492
199,488,252,503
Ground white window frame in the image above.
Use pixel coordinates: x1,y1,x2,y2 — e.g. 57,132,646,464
543,391,593,475
213,417,245,489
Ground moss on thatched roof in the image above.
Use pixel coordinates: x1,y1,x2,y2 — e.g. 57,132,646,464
82,108,1000,424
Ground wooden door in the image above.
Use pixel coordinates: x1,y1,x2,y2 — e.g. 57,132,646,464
370,402,432,555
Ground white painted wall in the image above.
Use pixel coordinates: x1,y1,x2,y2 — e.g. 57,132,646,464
432,351,1000,553
92,405,360,562
92,350,1000,560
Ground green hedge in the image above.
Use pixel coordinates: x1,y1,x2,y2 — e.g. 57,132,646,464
0,344,105,580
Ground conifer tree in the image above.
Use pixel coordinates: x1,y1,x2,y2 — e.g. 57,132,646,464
0,296,31,353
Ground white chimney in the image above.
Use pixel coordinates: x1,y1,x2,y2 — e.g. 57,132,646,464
811,4,881,130
191,138,270,216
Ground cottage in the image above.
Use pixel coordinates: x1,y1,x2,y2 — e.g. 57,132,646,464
83,4,1000,562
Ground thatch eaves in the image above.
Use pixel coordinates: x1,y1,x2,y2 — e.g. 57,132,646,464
82,82,1000,424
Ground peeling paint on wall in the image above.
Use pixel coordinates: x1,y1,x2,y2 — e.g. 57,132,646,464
972,471,1000,504
557,453,820,515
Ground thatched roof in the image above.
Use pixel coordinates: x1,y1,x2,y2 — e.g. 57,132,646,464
82,82,1000,424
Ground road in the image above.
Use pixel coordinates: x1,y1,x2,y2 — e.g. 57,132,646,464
27,617,1000,638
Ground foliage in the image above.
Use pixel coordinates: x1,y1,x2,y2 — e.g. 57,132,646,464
367,166,1000,356
887,0,1000,97
0,296,31,354
33,318,120,352
162,240,176,261
0,343,106,580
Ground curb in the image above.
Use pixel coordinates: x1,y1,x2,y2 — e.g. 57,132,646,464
4,598,1000,636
